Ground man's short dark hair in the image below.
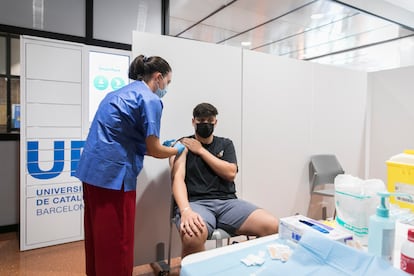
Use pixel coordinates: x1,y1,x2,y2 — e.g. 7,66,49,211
193,103,218,118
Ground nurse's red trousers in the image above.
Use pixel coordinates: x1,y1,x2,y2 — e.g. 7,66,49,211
82,182,136,276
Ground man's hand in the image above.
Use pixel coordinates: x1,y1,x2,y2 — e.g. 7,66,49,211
181,138,204,155
180,209,205,237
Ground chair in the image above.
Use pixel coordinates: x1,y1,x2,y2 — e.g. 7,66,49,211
309,154,344,219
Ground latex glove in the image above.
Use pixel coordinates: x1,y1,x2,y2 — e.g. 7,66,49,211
162,139,176,147
173,141,185,156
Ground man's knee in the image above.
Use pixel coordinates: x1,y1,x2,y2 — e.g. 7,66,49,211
238,209,279,237
181,227,209,248
262,217,279,235
180,228,209,257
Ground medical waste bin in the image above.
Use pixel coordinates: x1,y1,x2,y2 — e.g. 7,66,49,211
387,150,414,210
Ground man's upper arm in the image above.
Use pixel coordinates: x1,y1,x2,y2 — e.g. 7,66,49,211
171,149,187,182
222,139,237,164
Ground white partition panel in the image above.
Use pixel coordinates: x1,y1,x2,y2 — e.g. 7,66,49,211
25,42,82,82
26,104,81,127
26,80,81,104
311,64,367,177
132,32,242,265
27,127,82,139
368,66,414,181
242,50,314,218
242,50,367,219
20,36,84,250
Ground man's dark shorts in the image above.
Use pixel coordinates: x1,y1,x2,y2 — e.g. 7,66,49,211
175,198,258,238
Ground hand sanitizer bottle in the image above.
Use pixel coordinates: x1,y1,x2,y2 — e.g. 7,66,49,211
367,192,395,263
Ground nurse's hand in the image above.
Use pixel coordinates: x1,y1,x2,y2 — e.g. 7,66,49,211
162,139,176,147
162,139,185,157
173,141,185,157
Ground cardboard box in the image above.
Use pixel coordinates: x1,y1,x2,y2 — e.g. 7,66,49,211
387,150,414,210
279,215,353,243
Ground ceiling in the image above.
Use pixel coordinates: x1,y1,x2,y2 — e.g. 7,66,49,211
167,0,414,72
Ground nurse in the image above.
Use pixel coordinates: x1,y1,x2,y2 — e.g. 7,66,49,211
75,54,184,276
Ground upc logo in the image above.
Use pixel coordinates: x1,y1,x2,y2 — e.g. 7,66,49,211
27,140,85,179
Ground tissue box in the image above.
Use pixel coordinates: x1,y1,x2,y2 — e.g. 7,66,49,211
279,215,353,243
387,150,414,211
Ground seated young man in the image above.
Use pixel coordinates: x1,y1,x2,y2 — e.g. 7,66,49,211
170,102,278,257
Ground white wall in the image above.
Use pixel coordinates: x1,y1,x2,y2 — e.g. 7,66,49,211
368,66,414,182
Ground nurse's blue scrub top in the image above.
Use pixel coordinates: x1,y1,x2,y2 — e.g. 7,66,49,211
75,80,162,191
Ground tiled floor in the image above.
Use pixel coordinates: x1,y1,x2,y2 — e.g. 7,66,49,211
0,231,180,275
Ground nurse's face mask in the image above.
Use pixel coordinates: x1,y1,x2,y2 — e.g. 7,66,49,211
155,74,168,98
194,117,216,138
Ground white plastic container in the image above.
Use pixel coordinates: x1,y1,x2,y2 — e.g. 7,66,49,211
389,150,414,165
401,229,414,274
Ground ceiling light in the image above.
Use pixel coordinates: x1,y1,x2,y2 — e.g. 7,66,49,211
241,41,251,47
311,13,324,20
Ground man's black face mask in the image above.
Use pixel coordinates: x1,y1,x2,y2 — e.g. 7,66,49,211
196,123,214,138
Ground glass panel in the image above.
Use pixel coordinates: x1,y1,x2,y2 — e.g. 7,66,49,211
94,0,161,44
44,0,85,37
0,77,6,126
0,36,5,75
10,78,20,129
11,38,20,76
0,0,85,37
0,1,32,29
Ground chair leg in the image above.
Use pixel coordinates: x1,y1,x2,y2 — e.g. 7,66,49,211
322,206,327,220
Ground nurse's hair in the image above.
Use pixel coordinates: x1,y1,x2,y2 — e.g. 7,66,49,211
193,103,218,118
128,54,171,81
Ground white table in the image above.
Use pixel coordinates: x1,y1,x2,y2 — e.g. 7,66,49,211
180,234,289,276
180,232,406,276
